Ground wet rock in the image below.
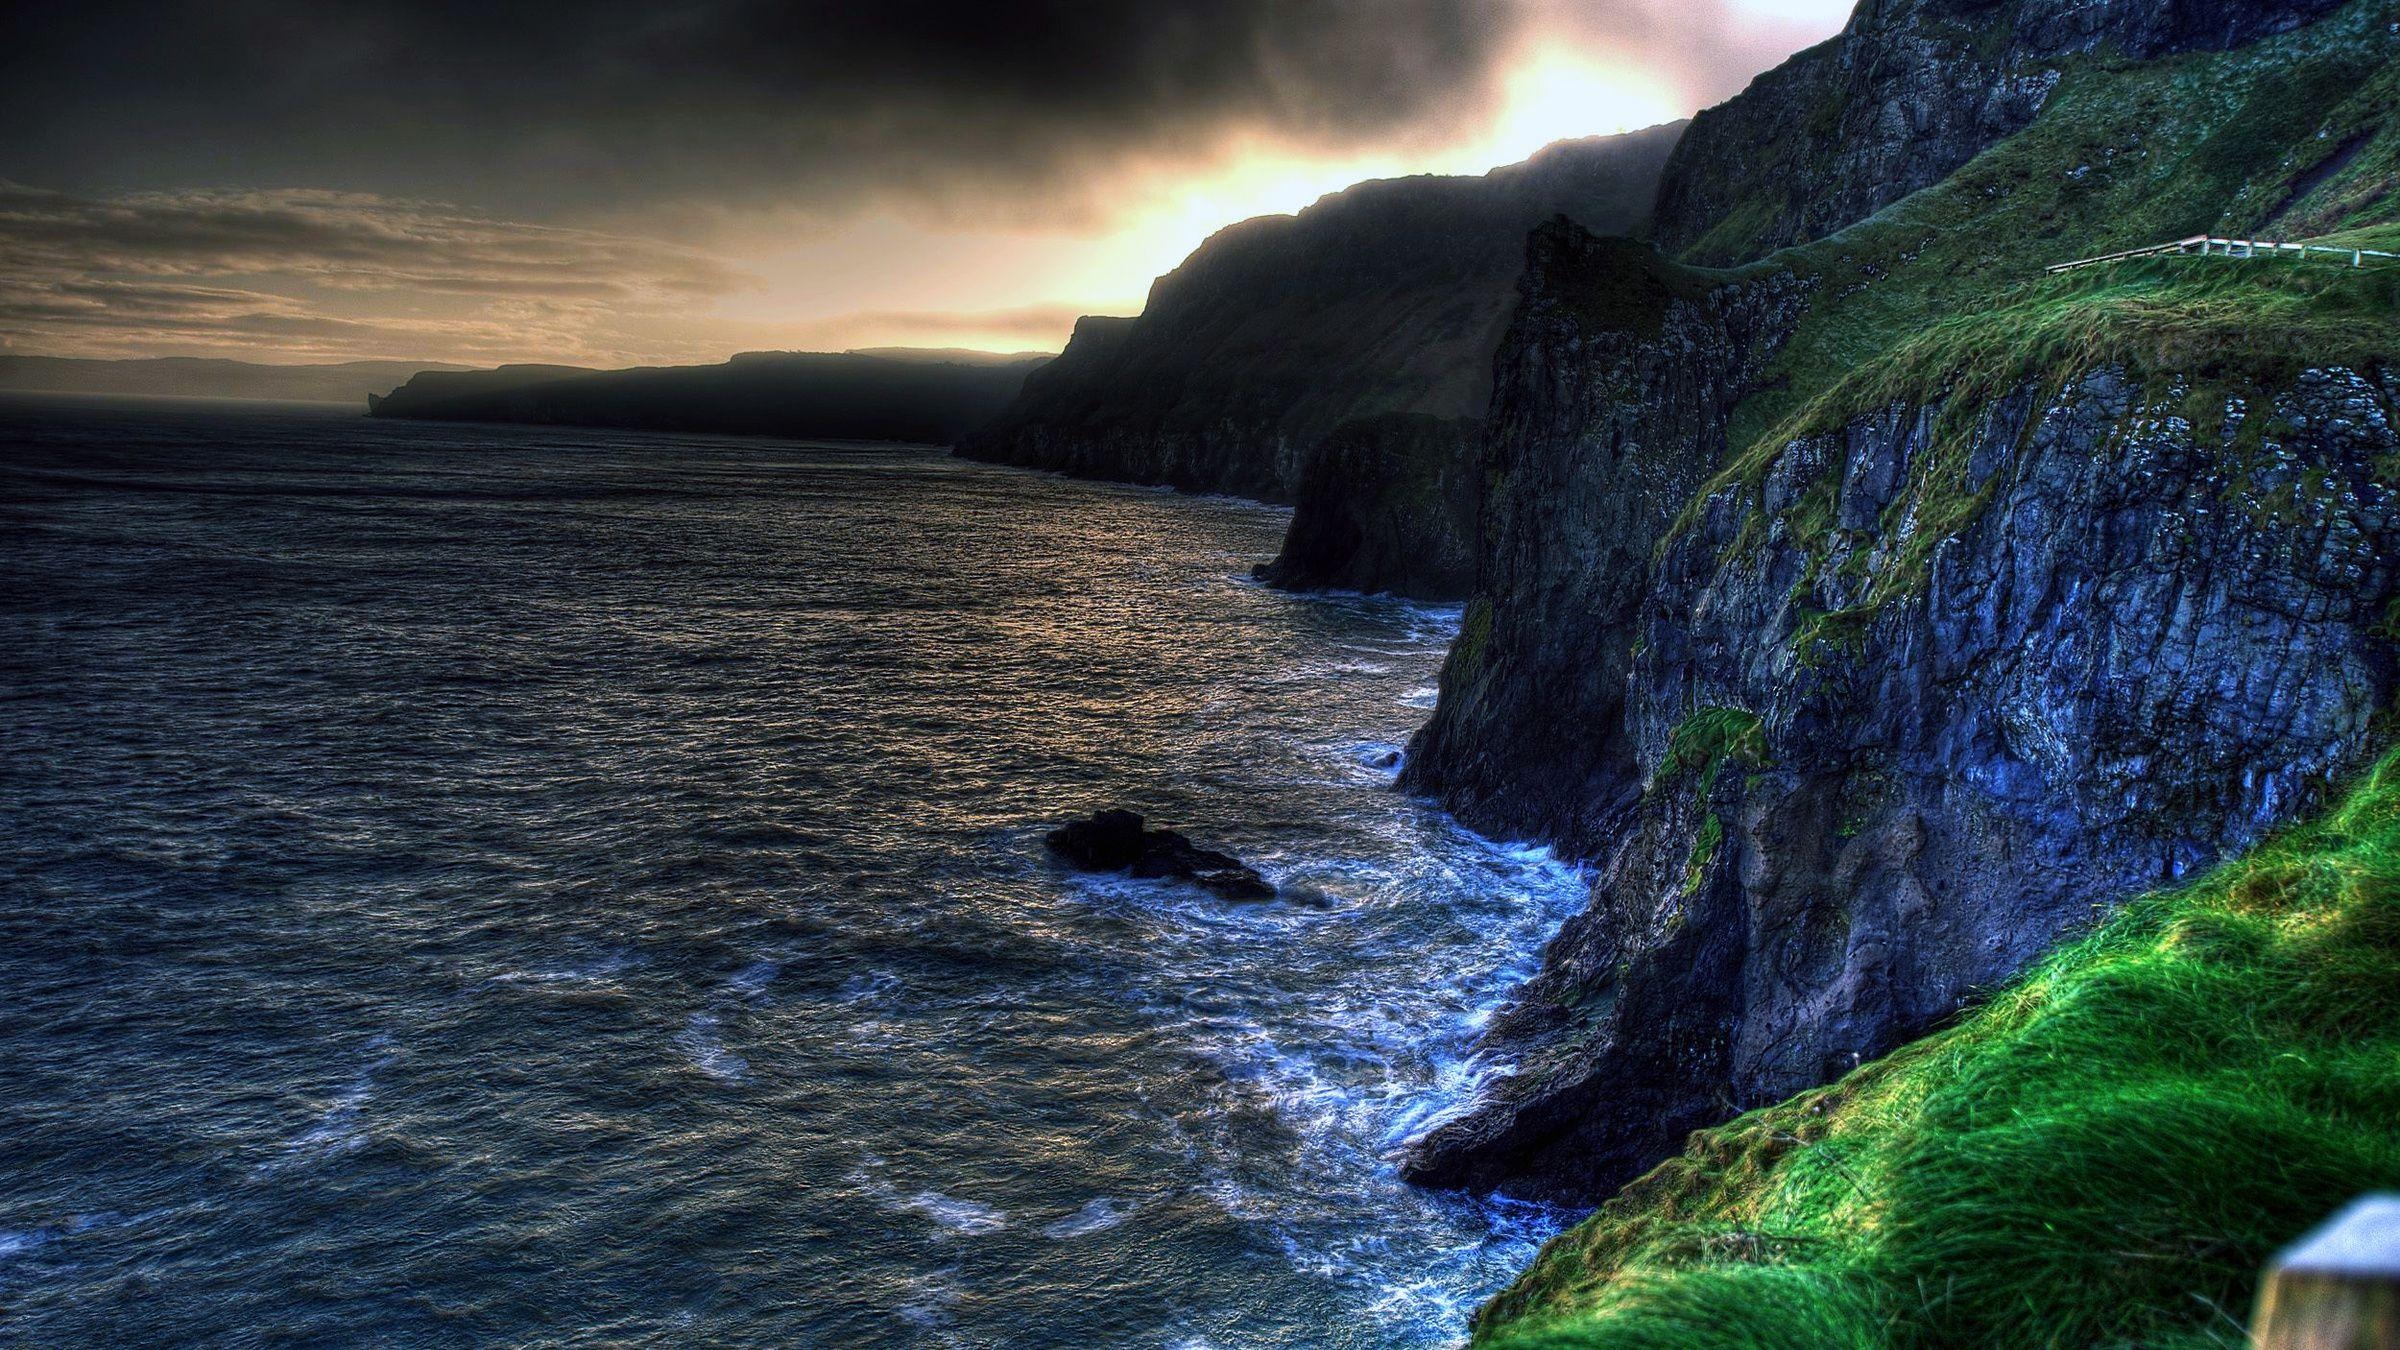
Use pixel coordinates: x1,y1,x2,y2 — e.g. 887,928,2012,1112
1045,810,1276,902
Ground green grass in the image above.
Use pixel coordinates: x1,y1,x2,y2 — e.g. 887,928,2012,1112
1476,749,2400,1349
1678,245,2400,596
1444,597,1497,685
1660,707,1767,799
1728,0,2400,411
1468,10,2400,1345
1655,708,1764,895
1657,0,2400,588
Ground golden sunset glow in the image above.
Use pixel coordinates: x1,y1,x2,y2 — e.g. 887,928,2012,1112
5,4,1852,366
728,46,1690,355
1467,48,1683,170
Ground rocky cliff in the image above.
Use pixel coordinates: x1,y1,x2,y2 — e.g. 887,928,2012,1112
1400,0,2400,1202
1249,413,1482,599
1410,363,2400,1199
956,126,1686,546
1398,226,1802,839
1652,0,2351,264
0,356,475,405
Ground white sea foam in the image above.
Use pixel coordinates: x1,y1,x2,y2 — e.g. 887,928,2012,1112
1041,1197,1134,1239
483,954,633,989
837,969,901,1004
254,1035,396,1176
897,1265,966,1335
0,1229,55,1261
728,959,781,995
676,1013,749,1081
902,1192,1009,1237
850,1158,1009,1240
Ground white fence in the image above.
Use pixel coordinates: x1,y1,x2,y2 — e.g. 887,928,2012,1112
2047,234,2400,274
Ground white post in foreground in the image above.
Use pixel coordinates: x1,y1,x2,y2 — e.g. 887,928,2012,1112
2252,1194,2400,1349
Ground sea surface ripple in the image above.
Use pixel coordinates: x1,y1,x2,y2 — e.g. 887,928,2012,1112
0,397,1586,1347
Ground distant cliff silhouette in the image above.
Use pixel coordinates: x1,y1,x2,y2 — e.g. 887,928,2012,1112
956,125,1687,506
370,350,1050,445
0,356,474,405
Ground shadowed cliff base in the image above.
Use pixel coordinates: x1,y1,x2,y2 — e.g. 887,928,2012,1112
1253,413,1481,601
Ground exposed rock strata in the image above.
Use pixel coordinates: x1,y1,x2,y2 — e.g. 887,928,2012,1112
1398,222,1806,849
1405,365,2400,1199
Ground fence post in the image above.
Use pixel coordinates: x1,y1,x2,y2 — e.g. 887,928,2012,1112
2252,1194,2400,1349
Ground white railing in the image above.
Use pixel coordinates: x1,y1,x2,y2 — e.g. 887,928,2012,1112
2047,234,2400,273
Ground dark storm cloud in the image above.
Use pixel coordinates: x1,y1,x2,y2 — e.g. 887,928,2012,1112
0,182,752,361
0,183,743,294
3,0,1517,221
1,1,1849,362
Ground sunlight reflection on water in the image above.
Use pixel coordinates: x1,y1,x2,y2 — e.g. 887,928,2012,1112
1,398,1587,1347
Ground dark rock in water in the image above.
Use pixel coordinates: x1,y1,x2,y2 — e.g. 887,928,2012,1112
1253,413,1480,601
1046,811,1276,902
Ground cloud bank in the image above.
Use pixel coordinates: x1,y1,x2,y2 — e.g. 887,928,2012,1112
8,1,1838,226
0,184,750,363
0,1,1856,363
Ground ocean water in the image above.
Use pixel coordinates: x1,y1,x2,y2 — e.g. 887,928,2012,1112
0,397,1585,1346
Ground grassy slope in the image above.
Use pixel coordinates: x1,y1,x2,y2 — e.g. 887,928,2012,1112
1727,0,2400,447
1661,1,2400,569
1479,750,2400,1349
1477,7,2400,1346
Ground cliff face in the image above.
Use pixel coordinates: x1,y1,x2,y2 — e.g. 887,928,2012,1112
1398,225,1803,837
368,350,1045,445
1251,413,1482,599
1652,0,2351,265
1399,0,2400,1202
957,127,1686,517
1408,365,2400,1198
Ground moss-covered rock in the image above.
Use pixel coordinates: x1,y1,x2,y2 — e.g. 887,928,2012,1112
1475,748,2400,1348
1403,0,2400,1209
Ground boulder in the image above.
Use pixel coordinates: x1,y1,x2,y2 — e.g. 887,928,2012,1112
1045,811,1276,901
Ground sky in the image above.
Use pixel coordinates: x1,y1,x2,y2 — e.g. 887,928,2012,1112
0,0,1857,368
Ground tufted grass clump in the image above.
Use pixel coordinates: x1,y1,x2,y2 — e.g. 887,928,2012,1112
1660,707,1767,798
1474,749,2400,1349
